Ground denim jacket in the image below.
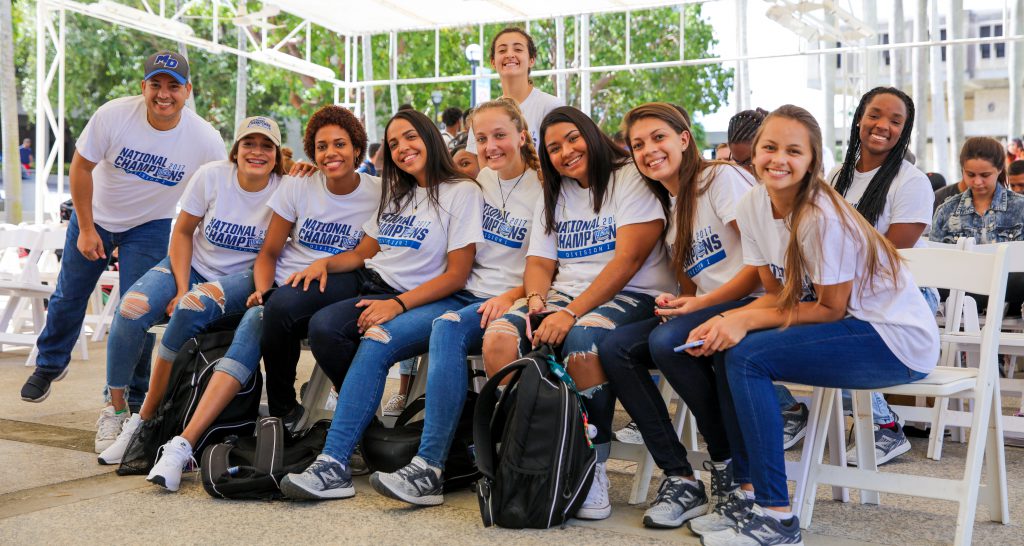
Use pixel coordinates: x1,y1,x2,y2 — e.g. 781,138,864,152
930,183,1024,244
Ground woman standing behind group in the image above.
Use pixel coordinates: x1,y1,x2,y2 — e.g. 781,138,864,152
483,105,674,520
598,102,759,530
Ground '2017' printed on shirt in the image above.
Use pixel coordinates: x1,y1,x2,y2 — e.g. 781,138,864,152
556,217,617,259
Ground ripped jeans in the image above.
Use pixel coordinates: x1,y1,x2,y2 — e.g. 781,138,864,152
485,289,656,461
311,290,481,465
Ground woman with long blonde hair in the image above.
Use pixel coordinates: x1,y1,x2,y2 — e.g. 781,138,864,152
685,105,938,545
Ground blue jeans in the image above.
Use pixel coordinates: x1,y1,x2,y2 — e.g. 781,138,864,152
487,289,656,461
721,318,927,507
155,269,256,361
104,257,205,406
600,300,751,481
214,305,266,384
417,299,487,468
36,213,169,394
313,291,481,464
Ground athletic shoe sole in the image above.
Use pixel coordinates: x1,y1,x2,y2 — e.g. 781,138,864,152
575,504,612,520
147,474,180,492
280,475,354,500
782,425,807,450
97,453,122,465
369,473,443,506
643,502,709,529
688,515,733,536
20,367,68,403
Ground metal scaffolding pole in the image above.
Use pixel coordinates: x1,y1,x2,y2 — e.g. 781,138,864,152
389,31,399,115
929,0,950,175
822,10,836,161
735,0,749,110
912,0,929,164
945,0,965,177
363,34,377,143
580,14,591,115
234,22,247,127
1010,0,1024,142
890,0,906,89
863,0,878,89
556,16,566,101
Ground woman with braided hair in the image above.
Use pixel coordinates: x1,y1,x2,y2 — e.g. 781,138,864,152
829,86,936,466
726,108,769,171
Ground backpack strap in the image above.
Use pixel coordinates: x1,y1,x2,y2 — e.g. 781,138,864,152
473,361,527,482
200,443,234,499
253,417,284,476
395,395,427,428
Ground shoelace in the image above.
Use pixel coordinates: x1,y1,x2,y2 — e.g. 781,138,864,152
652,477,687,506
154,443,199,473
97,412,124,438
704,460,730,497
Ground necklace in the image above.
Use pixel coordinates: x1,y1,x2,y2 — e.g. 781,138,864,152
498,171,528,215
411,188,428,213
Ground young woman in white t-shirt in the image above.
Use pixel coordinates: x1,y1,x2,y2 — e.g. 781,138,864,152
596,102,760,530
466,27,565,155
279,109,484,501
369,97,543,506
96,116,283,462
827,87,935,463
99,108,381,493
685,105,938,545
482,105,674,520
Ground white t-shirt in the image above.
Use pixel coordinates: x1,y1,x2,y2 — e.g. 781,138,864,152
671,165,756,296
76,95,226,233
467,87,565,153
364,180,484,292
179,161,280,280
528,163,675,298
268,172,381,285
828,160,933,249
466,167,543,298
736,184,939,373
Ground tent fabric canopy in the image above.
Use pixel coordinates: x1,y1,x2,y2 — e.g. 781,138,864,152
268,0,685,35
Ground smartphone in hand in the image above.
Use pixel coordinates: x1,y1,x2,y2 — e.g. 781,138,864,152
673,339,705,353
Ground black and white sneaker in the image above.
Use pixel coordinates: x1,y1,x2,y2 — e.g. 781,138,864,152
614,421,643,444
689,490,755,536
781,403,808,450
281,454,355,500
370,456,444,506
643,475,708,528
705,459,737,509
846,422,911,466
700,504,803,545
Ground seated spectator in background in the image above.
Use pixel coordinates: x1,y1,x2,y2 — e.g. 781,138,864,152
441,107,463,149
932,136,1024,316
715,142,731,160
1009,160,1024,194
727,108,768,171
926,171,946,192
611,130,628,151
450,133,479,179
19,138,33,170
1008,138,1024,166
358,142,382,176
933,173,966,214
280,146,296,173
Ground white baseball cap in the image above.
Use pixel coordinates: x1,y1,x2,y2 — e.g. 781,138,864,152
235,116,282,147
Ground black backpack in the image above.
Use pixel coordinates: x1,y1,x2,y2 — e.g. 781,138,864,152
360,390,481,492
201,416,329,499
473,346,596,529
117,329,263,476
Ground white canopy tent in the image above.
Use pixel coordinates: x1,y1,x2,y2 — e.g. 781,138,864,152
31,0,1024,222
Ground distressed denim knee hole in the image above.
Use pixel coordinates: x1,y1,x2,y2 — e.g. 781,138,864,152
179,281,226,313
362,326,392,344
119,292,150,320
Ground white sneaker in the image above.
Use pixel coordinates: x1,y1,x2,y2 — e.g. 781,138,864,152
98,413,142,465
95,406,130,453
576,462,612,520
382,393,406,417
614,421,643,445
147,436,196,492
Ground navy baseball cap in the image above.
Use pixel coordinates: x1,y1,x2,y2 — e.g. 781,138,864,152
144,51,190,84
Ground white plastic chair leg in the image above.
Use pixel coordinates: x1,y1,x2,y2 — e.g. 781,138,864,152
852,390,880,505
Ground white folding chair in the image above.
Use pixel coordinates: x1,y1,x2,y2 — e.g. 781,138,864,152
799,244,1011,545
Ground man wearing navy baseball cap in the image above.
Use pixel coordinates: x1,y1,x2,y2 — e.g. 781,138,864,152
21,49,227,456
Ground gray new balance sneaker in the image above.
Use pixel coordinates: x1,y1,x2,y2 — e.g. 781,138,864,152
688,490,754,536
370,456,443,506
846,422,911,466
281,454,355,500
643,476,708,528
700,505,803,546
781,403,809,450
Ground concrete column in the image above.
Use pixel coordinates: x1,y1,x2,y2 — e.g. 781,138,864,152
929,0,949,175
890,0,905,89
912,0,929,164
945,0,965,177
1009,0,1024,141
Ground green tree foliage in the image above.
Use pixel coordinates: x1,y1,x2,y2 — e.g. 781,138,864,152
13,2,730,153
